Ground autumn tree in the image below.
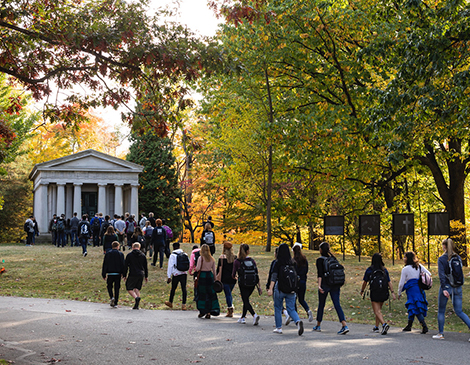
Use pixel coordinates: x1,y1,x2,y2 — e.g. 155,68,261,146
127,131,182,236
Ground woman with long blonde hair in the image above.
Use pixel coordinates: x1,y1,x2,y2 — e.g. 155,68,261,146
195,244,220,318
216,238,237,317
433,238,470,340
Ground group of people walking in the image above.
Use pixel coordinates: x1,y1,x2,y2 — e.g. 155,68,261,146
100,234,470,340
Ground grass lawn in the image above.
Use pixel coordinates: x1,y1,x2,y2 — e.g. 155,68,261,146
1,242,470,333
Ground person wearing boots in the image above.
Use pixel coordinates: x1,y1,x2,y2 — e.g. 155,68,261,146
398,251,431,334
216,238,237,317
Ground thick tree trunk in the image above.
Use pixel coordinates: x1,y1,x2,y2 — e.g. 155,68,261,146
419,140,468,265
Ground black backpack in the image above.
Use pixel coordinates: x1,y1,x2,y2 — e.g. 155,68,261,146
447,255,464,287
238,259,259,287
322,256,345,287
369,269,389,300
193,250,201,268
278,264,299,294
80,223,90,237
23,222,30,233
92,218,100,232
57,219,65,231
175,252,190,271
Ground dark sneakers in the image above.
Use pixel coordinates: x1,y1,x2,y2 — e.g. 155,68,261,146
297,321,304,336
133,297,141,310
381,323,390,335
338,326,349,335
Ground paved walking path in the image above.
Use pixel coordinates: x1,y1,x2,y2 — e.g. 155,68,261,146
0,296,468,364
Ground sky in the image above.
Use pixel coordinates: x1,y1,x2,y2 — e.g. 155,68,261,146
96,0,221,154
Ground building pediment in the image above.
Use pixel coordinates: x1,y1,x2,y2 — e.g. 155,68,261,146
29,149,143,181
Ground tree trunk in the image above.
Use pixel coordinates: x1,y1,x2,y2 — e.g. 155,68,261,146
264,68,274,252
418,139,468,265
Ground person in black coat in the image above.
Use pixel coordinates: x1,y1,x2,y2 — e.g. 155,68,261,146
124,242,148,309
102,241,125,307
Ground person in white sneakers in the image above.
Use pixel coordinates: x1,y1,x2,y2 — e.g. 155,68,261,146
165,242,189,310
433,238,470,341
267,243,304,336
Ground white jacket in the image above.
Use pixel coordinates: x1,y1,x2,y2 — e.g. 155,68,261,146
167,249,188,278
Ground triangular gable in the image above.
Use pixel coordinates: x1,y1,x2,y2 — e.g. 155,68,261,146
30,149,143,180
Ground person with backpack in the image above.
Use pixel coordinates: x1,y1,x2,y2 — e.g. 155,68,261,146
125,216,137,250
216,240,237,317
139,214,147,230
162,220,173,258
313,242,349,335
151,219,167,268
24,216,35,246
189,245,201,277
143,221,154,257
56,214,66,247
397,251,430,334
360,253,396,335
70,212,80,247
433,238,470,340
201,223,216,255
267,243,303,335
102,241,125,308
48,214,58,246
78,215,91,257
195,244,220,318
90,214,101,247
100,215,112,246
232,244,261,326
293,243,314,323
165,242,189,310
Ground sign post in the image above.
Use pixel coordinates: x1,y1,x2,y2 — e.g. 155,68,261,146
392,213,415,266
427,213,450,269
324,216,345,261
359,214,381,262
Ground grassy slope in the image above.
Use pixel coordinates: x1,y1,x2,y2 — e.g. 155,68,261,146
1,243,470,333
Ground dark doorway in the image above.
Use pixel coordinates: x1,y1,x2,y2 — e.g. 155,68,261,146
82,192,97,218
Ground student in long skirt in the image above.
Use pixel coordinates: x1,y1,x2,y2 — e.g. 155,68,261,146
195,244,220,319
398,251,430,334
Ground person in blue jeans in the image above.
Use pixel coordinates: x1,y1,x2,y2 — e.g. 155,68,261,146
216,239,237,317
433,238,470,341
267,243,304,336
313,242,349,335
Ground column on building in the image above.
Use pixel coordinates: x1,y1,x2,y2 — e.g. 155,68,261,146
98,183,107,214
114,184,123,216
34,182,49,233
73,183,82,216
65,184,73,219
130,184,139,216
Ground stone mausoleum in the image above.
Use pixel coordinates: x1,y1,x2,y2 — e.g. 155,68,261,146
29,149,143,234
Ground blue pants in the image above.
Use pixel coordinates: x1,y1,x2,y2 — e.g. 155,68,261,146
438,286,470,333
274,286,300,328
296,280,310,313
152,246,165,268
317,287,345,323
223,283,235,307
79,236,88,254
71,230,79,246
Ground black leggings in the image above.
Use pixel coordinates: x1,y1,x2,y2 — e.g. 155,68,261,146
239,284,255,318
169,274,187,304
